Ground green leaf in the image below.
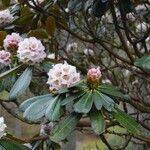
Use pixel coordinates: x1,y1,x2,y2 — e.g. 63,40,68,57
15,6,34,26
23,94,53,121
45,96,62,121
93,91,103,110
112,109,141,134
0,90,9,101
50,113,81,142
41,62,53,72
90,110,106,135
100,85,125,99
0,65,23,80
0,73,16,92
96,91,115,111
9,67,33,100
74,91,93,113
61,91,85,106
20,94,52,112
0,140,30,150
134,55,150,70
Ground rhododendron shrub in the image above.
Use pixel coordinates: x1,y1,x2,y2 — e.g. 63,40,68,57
0,0,149,150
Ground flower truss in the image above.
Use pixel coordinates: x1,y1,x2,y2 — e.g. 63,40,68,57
17,37,46,64
47,61,80,92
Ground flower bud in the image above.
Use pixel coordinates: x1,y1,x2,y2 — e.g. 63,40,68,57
87,67,102,89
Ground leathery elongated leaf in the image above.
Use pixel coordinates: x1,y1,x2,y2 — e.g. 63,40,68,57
9,67,33,100
90,110,106,135
61,91,85,106
112,109,141,134
0,140,30,150
134,55,150,70
0,64,23,80
50,113,81,142
23,95,53,121
100,85,125,99
45,96,62,121
96,91,115,111
93,91,103,110
74,91,93,113
20,94,52,112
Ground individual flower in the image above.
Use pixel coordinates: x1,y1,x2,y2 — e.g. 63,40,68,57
47,53,55,60
0,9,14,28
47,62,80,91
3,33,23,51
87,67,102,89
17,37,46,64
0,117,7,139
0,50,11,67
84,48,94,56
66,42,78,52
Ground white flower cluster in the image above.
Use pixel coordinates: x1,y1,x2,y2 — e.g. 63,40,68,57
0,50,11,67
0,9,14,28
17,37,46,64
0,117,7,139
47,62,80,91
4,33,23,51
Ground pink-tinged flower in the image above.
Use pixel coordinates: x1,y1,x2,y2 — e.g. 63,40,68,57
87,67,102,89
0,9,14,28
3,33,23,51
0,117,7,139
17,37,46,64
47,62,80,92
0,50,11,67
